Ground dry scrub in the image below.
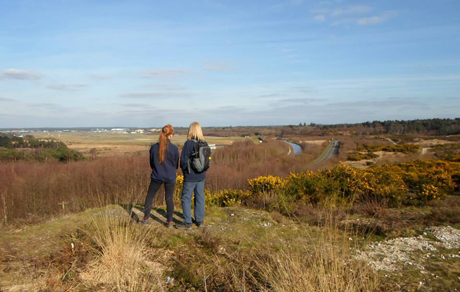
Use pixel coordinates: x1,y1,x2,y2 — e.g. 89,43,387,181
0,140,321,226
207,217,379,292
251,232,378,291
81,211,165,291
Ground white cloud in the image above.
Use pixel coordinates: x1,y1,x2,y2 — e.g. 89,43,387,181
327,97,427,108
259,93,284,98
141,69,190,78
277,98,325,104
26,103,77,112
312,4,396,26
357,11,397,26
272,0,304,10
91,73,112,80
331,5,371,17
119,91,192,98
313,14,326,22
47,83,88,91
141,83,186,90
203,61,236,72
119,103,153,108
0,97,17,102
0,68,42,80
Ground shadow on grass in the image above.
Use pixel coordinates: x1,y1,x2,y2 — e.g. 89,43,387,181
119,204,185,225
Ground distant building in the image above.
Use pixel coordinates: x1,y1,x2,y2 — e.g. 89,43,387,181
149,128,161,133
111,128,128,133
134,129,145,134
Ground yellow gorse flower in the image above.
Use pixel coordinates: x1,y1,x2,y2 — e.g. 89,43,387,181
174,160,459,208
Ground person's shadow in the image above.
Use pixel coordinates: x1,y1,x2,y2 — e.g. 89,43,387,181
155,209,184,224
120,204,184,225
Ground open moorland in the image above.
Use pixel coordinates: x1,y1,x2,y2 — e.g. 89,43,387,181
32,131,258,157
1,119,460,291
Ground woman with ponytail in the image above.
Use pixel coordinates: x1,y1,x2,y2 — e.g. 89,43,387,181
141,124,179,228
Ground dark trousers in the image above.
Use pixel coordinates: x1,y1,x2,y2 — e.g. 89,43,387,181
143,180,175,222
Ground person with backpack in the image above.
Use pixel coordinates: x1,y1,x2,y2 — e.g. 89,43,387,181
176,122,211,230
140,124,179,228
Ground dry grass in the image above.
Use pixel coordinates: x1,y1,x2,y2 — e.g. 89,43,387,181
81,211,165,292
33,131,254,157
1,203,383,291
0,156,150,226
209,217,380,292
249,223,379,292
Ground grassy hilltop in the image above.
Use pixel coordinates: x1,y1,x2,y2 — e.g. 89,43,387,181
1,122,460,291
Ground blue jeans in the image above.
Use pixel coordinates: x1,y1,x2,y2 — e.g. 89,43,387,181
181,180,205,224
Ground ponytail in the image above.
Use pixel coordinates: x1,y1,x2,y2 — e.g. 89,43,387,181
159,124,174,164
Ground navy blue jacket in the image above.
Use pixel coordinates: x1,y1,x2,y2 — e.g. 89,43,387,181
180,140,206,182
150,142,179,183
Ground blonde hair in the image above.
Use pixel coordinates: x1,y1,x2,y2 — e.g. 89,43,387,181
187,122,204,141
159,124,174,164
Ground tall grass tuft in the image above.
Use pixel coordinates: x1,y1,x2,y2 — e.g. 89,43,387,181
81,208,165,292
249,221,379,292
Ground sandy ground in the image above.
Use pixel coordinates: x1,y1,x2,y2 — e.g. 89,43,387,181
345,151,407,169
415,139,454,158
416,139,453,147
301,139,327,145
69,144,150,156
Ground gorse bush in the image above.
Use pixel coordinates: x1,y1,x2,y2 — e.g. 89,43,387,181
248,175,286,195
206,189,251,207
172,160,460,217
347,151,379,161
232,160,460,213
347,143,420,161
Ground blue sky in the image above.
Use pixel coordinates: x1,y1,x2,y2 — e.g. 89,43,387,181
0,0,459,128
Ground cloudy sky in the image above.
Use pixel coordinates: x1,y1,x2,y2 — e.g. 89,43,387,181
0,0,459,128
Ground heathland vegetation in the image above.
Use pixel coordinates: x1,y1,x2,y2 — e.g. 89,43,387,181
0,133,84,162
347,144,420,161
309,118,460,135
203,118,460,137
1,123,460,291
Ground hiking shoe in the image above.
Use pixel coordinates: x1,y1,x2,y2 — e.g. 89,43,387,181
139,218,149,225
165,221,174,228
175,223,192,230
196,222,205,228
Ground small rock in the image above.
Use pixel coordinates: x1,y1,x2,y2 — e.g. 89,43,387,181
166,277,175,287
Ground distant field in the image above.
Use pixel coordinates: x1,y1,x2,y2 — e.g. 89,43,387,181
33,131,258,156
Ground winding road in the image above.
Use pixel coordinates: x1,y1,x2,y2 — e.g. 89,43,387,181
311,140,341,165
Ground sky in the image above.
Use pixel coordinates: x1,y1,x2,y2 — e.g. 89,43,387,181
0,0,459,128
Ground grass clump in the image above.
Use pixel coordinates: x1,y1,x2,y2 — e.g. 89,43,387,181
81,211,165,292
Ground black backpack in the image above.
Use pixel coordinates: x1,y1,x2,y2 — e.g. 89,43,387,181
188,139,211,173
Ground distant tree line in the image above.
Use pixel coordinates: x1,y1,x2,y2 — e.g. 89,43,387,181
0,133,84,162
313,118,460,135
